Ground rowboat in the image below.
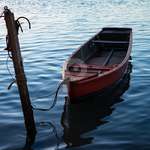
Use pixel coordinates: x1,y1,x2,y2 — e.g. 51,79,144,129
63,27,132,102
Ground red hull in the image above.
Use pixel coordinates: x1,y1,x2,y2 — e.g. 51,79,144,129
63,27,132,102
68,61,128,101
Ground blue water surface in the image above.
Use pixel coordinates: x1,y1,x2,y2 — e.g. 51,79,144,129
0,0,150,150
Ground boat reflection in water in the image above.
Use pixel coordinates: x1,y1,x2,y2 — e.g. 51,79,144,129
61,62,132,148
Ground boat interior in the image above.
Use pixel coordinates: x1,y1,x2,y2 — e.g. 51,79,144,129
71,28,131,67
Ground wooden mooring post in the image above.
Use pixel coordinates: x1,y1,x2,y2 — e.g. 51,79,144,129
3,7,36,144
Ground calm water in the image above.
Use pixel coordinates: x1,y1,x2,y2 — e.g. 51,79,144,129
0,0,150,150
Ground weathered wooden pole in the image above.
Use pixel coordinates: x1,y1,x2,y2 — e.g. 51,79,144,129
3,7,36,143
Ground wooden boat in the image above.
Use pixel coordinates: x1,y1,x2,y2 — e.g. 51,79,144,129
63,27,132,102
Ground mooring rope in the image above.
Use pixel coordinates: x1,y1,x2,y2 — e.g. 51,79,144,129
5,47,69,111
31,78,69,111
5,47,69,110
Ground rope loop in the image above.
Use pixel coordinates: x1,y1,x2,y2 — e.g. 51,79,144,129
15,16,31,34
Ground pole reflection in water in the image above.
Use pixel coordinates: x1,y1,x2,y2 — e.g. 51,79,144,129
61,62,132,148
23,135,35,150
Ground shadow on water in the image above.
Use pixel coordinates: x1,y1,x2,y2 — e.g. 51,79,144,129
61,62,132,148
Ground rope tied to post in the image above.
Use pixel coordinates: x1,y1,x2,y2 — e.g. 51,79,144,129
5,15,31,51
3,6,37,137
3,6,69,112
3,7,31,89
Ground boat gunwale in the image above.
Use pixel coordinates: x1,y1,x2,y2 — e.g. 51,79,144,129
63,28,132,84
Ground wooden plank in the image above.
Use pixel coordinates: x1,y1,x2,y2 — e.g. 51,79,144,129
92,40,129,45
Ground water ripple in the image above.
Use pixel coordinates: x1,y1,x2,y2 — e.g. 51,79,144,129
0,0,150,150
